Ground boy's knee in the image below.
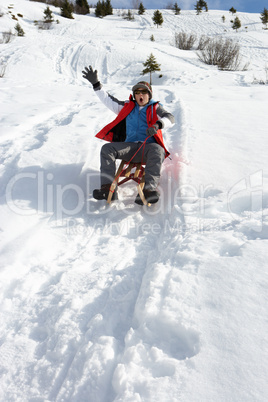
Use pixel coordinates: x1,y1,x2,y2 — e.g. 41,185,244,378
101,142,114,156
151,143,165,161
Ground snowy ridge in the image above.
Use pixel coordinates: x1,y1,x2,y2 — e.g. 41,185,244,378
0,1,268,401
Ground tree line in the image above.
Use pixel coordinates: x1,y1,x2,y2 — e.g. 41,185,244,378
25,1,268,30
3,1,268,41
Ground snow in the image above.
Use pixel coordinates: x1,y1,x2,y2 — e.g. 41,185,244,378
0,1,268,401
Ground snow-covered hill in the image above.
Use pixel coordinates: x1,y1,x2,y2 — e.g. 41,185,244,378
0,1,268,401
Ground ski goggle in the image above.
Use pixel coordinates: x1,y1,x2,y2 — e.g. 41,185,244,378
134,90,149,95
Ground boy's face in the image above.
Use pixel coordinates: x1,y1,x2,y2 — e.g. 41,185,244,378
134,88,150,106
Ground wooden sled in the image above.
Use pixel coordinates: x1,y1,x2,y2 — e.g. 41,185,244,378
107,160,150,206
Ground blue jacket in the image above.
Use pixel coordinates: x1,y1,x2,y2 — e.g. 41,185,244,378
125,100,156,144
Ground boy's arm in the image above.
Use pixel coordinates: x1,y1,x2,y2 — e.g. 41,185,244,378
94,86,125,115
82,65,125,115
156,104,175,129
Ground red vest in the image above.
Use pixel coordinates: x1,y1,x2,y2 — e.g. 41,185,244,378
95,96,170,158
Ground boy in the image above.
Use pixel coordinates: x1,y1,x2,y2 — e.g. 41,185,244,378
82,65,175,204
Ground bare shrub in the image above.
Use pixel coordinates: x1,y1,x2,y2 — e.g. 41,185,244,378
1,30,13,44
175,32,196,50
252,64,268,85
197,35,211,50
197,37,248,71
122,10,135,20
37,21,53,30
0,59,8,77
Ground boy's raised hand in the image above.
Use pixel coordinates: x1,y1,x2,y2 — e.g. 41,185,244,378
82,65,99,86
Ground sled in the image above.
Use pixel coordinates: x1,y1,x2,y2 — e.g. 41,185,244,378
107,160,150,206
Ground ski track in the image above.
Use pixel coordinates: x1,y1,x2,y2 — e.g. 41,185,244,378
1,70,197,400
1,3,268,401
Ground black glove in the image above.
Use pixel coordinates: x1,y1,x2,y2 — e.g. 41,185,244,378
146,123,159,137
82,65,99,87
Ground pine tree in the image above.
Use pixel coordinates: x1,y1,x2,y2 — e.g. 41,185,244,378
14,23,25,36
260,8,268,29
201,0,208,12
38,6,54,29
194,2,202,15
229,7,237,14
95,1,103,17
152,10,164,28
195,0,208,14
173,3,181,15
61,0,74,19
138,2,145,15
75,0,90,15
141,53,161,85
232,16,241,32
105,0,113,16
44,6,54,23
95,0,112,18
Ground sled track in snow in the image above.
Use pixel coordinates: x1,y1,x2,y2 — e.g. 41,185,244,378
0,19,202,399
8,93,201,401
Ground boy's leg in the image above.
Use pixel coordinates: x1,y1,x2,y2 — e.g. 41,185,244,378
100,142,140,186
132,143,165,205
132,143,165,190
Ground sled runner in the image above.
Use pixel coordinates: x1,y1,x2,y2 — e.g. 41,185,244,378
107,160,150,206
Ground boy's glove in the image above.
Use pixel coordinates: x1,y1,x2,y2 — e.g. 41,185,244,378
82,65,99,86
146,123,159,137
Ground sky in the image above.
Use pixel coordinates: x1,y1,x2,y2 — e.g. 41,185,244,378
111,0,267,13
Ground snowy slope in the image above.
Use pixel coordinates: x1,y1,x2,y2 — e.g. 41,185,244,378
0,1,268,401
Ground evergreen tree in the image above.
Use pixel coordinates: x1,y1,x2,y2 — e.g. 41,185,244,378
95,1,103,17
141,53,161,85
14,23,25,36
105,0,113,16
95,0,112,18
75,0,90,15
232,16,241,31
260,8,268,29
173,3,181,15
138,2,145,15
194,2,202,15
38,6,54,29
200,0,208,12
61,0,74,19
44,6,54,23
152,10,164,28
229,7,237,14
195,0,208,14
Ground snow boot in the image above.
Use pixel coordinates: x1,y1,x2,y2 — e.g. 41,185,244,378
93,184,118,201
135,188,159,205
